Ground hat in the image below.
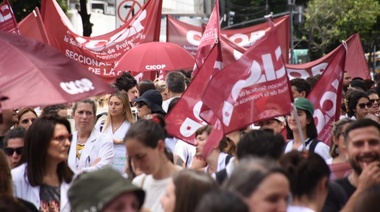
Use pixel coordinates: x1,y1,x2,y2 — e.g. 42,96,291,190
134,89,165,114
294,98,314,115
68,168,145,212
273,116,286,124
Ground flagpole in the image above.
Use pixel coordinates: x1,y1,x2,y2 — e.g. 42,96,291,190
291,103,306,151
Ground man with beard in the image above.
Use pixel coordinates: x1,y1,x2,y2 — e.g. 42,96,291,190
335,118,380,205
0,109,18,149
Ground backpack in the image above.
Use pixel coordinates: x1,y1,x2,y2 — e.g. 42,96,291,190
215,154,233,184
305,138,320,153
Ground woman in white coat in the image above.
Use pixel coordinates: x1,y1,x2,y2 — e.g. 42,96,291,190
68,98,114,173
96,91,135,173
12,116,74,211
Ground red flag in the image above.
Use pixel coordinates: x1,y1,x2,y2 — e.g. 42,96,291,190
193,0,221,76
165,1,222,145
201,23,293,134
307,45,346,145
41,0,163,83
0,0,19,34
166,15,289,64
18,8,50,44
286,34,369,80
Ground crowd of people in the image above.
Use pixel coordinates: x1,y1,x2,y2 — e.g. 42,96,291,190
0,70,380,212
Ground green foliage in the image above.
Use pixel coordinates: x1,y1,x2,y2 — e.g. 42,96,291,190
9,0,68,22
304,0,380,54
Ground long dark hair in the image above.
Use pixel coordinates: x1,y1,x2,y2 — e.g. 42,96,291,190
21,116,74,186
286,111,318,140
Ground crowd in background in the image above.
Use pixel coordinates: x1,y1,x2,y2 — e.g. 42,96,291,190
0,70,379,212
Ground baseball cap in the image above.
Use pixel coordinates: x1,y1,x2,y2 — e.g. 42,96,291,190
294,97,314,115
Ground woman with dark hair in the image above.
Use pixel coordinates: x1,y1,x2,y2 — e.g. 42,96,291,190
12,116,74,211
346,90,371,120
40,104,67,118
138,80,156,96
280,151,331,212
126,115,181,212
16,108,38,130
223,157,290,212
366,89,379,119
134,89,166,119
284,98,331,160
160,169,219,212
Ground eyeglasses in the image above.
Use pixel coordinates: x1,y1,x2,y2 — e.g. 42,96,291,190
369,99,380,104
54,134,72,142
358,102,372,109
136,102,147,108
4,147,23,156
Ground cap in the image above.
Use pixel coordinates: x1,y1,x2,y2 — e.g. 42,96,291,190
294,97,314,115
134,89,165,114
68,168,145,212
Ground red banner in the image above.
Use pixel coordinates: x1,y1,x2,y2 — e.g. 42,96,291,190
167,15,289,63
18,8,50,44
307,45,346,145
201,22,293,134
0,0,19,34
41,0,162,83
166,0,222,145
286,34,369,80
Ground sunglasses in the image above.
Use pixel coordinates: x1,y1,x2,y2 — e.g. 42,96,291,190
4,147,23,156
136,102,147,108
358,102,372,109
369,99,380,104
54,134,72,142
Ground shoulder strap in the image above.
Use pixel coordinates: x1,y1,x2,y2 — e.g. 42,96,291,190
225,154,232,166
215,169,228,184
308,139,320,153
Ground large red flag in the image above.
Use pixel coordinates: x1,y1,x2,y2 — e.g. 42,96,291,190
0,0,19,34
201,23,293,134
18,8,50,44
286,34,369,80
41,0,162,83
167,15,289,64
307,45,346,146
165,0,222,144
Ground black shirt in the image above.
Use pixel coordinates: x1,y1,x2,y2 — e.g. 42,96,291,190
335,177,356,198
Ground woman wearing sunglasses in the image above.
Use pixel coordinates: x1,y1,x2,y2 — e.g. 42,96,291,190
346,91,372,120
3,127,26,169
366,89,380,118
134,89,166,119
11,116,74,211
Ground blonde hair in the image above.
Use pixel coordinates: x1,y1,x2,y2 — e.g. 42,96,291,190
102,92,135,132
154,78,167,93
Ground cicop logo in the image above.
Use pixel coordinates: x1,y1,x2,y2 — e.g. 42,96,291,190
145,64,166,70
60,78,95,95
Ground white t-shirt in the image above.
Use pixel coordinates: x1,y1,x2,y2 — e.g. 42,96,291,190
165,137,177,154
284,138,332,161
132,174,171,212
287,205,315,212
174,139,196,168
162,97,177,113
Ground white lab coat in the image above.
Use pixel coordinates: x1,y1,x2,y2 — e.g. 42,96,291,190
68,129,114,173
11,163,72,212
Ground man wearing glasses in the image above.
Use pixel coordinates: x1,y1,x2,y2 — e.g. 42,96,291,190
3,127,26,169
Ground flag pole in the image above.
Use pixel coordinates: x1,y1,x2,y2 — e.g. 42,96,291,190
291,103,306,150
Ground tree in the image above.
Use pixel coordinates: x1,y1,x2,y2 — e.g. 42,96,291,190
78,0,93,36
304,0,380,55
9,0,67,22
